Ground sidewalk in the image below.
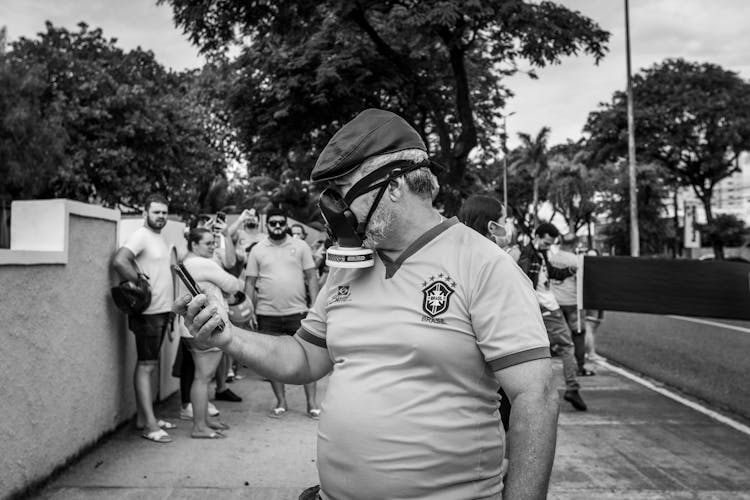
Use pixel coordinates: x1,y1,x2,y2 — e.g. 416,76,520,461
28,360,750,500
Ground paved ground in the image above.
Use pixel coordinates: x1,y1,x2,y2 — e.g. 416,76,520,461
598,312,750,421
26,359,750,500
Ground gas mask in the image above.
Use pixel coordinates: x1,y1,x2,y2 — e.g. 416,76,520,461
319,160,429,268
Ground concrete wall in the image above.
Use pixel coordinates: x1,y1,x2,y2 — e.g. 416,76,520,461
0,200,185,499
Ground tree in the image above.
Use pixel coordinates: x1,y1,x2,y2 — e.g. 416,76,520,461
161,0,609,213
599,163,672,256
0,23,233,213
699,214,749,257
510,126,552,226
585,58,750,258
545,141,608,245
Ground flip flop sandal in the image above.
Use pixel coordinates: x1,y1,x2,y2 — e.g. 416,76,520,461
308,409,321,420
270,407,287,418
191,431,226,439
209,421,230,431
141,429,172,443
156,419,177,429
136,419,177,431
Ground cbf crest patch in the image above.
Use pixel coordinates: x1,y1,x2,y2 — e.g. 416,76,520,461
421,274,455,318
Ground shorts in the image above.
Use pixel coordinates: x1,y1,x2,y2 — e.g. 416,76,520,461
128,312,170,362
257,312,306,336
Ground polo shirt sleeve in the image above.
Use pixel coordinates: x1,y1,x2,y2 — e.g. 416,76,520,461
470,253,550,371
298,278,329,348
244,245,260,278
300,242,315,270
122,228,146,257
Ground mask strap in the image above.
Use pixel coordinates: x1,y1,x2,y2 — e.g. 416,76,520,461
343,159,431,238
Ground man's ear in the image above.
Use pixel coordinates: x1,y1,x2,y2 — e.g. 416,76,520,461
387,177,406,201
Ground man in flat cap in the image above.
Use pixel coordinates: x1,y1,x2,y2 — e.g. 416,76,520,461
175,109,560,499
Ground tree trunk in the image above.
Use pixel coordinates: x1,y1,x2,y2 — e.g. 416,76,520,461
701,194,724,260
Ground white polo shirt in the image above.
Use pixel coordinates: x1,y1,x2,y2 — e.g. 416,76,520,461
122,226,173,314
299,218,550,500
246,236,315,316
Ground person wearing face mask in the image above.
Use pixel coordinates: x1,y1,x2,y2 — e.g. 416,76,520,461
244,207,321,418
518,223,587,411
457,194,519,262
174,109,559,500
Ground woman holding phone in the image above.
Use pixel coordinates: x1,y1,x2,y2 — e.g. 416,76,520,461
180,227,242,438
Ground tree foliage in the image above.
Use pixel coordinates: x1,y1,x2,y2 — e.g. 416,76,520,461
509,126,552,226
585,59,750,226
545,141,608,237
0,22,234,213
698,213,749,258
598,163,673,256
161,0,609,214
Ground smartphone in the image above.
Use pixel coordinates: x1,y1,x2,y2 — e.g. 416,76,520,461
173,264,225,334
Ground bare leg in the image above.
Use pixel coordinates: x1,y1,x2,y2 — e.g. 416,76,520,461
585,318,601,359
304,382,319,411
191,350,223,437
270,381,287,410
215,354,230,393
134,361,159,432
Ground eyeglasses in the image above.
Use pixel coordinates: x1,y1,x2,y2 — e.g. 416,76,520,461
267,220,287,227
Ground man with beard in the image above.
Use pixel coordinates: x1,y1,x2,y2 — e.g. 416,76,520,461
113,194,176,443
244,207,321,418
175,109,559,499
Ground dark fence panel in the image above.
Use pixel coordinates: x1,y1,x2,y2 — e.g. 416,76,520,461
582,256,750,320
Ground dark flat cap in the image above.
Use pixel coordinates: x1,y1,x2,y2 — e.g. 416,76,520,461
311,109,426,182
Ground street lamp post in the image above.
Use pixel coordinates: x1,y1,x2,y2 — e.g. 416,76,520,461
501,112,516,217
625,0,640,256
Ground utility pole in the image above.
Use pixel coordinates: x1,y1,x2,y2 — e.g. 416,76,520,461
501,112,515,217
625,0,640,256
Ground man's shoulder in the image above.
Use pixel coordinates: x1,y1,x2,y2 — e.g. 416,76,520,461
122,225,157,248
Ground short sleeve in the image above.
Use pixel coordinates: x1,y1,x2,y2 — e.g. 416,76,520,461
299,278,329,348
470,253,550,371
245,245,260,277
300,242,315,270
196,258,241,295
122,228,146,257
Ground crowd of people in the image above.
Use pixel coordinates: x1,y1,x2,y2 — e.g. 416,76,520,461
114,108,606,499
114,198,329,442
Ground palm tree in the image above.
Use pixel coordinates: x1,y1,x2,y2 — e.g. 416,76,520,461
511,127,551,227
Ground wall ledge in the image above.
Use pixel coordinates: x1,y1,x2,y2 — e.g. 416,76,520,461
1,199,120,265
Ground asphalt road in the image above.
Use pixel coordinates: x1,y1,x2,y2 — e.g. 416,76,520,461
597,311,750,422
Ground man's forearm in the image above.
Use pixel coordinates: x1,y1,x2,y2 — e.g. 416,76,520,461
113,252,139,282
224,329,318,384
503,386,560,499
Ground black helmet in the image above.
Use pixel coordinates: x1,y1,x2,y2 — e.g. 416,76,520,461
111,275,152,315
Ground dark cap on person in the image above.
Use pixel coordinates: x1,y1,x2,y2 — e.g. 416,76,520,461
311,108,426,183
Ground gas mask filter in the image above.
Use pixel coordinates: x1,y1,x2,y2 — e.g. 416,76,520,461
319,160,429,268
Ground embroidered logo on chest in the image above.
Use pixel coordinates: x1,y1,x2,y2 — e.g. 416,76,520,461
421,274,456,318
328,285,351,304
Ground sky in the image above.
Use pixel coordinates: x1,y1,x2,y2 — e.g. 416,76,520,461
2,0,749,149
